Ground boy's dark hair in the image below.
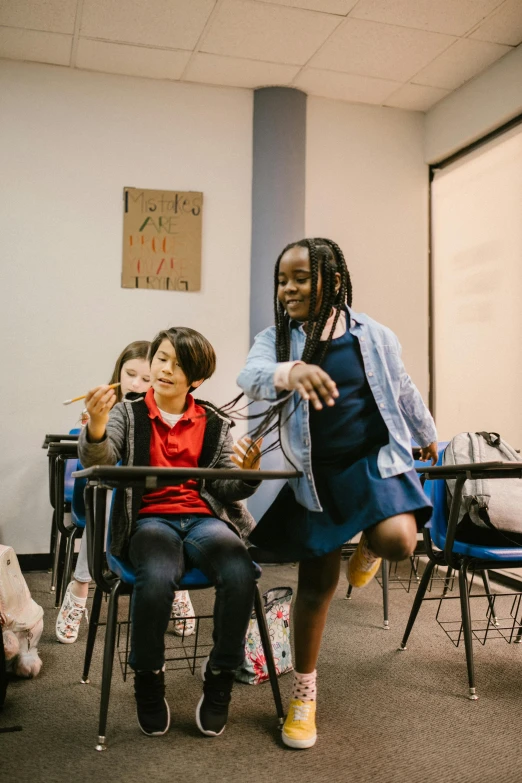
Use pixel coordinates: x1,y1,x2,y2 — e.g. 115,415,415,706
274,237,352,366
149,327,216,388
109,340,151,402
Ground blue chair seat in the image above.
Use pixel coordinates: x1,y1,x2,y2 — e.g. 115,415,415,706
106,549,262,587
427,471,522,561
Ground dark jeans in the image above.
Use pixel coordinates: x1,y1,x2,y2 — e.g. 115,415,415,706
128,514,256,672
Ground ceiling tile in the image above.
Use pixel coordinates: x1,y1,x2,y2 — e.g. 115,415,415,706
183,52,299,88
349,0,505,36
0,26,72,65
80,0,214,50
412,38,511,90
0,0,77,35
201,0,341,65
254,0,358,13
310,18,455,82
76,39,191,80
384,82,449,111
470,0,522,46
294,67,400,103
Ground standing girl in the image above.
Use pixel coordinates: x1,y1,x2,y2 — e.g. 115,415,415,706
237,238,438,749
56,340,196,642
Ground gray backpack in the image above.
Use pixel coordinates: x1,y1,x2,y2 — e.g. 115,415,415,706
443,431,522,539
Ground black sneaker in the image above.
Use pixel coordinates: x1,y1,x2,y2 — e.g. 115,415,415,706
196,662,234,736
134,670,171,737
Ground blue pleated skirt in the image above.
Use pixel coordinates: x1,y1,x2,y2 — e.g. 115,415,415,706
249,447,432,561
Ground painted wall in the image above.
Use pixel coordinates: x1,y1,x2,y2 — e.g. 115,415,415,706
425,44,522,164
305,97,430,402
0,60,253,553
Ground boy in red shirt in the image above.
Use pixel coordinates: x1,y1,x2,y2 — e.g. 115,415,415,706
78,327,261,738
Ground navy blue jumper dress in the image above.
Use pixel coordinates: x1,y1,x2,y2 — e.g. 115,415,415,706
249,327,432,561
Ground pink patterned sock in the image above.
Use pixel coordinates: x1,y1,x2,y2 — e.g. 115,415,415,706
291,670,317,702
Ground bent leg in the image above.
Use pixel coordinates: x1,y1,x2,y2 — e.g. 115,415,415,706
184,518,256,672
128,518,184,671
365,513,417,561
293,548,342,673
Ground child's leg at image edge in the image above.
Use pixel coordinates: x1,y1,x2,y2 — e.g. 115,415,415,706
55,536,90,644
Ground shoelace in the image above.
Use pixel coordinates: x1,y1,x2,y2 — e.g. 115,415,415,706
292,703,312,723
63,603,84,624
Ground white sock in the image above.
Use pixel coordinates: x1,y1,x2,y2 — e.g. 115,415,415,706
291,670,317,702
70,588,87,604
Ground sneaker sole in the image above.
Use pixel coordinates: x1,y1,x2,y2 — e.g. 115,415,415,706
55,626,79,644
172,625,196,637
195,694,225,737
137,699,171,737
282,730,317,749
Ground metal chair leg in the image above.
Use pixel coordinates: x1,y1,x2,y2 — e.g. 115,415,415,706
399,559,436,650
60,528,79,608
82,585,103,684
54,534,68,609
50,519,61,594
253,585,285,728
481,570,499,626
345,584,353,600
381,559,389,629
442,566,453,597
96,580,123,751
459,561,478,700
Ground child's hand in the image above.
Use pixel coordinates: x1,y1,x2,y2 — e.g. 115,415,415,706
288,364,339,411
231,437,263,471
85,385,117,442
419,442,438,465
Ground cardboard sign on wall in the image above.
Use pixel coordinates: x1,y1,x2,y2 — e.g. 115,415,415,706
122,188,203,291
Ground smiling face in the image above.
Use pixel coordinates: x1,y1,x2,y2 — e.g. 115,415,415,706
119,358,151,397
277,245,324,322
277,244,342,323
150,338,203,413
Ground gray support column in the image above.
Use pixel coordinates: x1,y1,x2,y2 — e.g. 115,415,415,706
250,87,307,341
248,88,306,521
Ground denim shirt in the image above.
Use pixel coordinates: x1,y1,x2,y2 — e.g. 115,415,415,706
237,308,437,512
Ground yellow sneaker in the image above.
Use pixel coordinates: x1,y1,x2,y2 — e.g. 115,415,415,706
282,699,317,749
347,533,382,588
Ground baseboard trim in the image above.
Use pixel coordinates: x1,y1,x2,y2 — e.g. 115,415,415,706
18,554,52,571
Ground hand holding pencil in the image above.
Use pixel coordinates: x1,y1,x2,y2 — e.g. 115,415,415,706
84,384,119,443
63,382,120,405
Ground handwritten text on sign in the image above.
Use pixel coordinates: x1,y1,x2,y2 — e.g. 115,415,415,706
122,188,203,291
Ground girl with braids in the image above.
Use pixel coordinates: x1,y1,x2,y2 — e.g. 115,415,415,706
236,238,438,750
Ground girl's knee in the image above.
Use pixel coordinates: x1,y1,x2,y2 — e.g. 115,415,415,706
368,514,417,561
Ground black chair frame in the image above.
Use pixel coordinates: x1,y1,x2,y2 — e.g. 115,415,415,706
48,440,82,608
399,462,522,700
75,464,301,751
44,437,80,602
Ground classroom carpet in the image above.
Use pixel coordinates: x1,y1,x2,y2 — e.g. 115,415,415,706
2,561,522,783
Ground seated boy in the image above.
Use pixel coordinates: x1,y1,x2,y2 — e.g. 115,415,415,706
78,327,262,738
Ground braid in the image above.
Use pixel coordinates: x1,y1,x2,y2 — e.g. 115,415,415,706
216,237,353,466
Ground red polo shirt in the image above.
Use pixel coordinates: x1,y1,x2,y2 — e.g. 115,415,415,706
139,388,212,517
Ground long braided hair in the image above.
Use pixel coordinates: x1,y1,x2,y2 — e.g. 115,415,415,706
221,238,352,462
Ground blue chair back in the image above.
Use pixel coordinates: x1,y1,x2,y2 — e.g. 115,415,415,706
66,428,87,529
423,448,522,561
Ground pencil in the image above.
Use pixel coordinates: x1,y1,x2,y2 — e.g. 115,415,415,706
62,382,121,405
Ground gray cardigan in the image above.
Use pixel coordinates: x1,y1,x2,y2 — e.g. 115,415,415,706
78,395,259,557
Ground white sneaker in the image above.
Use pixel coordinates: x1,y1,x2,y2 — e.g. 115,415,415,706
171,590,196,637
56,582,87,644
